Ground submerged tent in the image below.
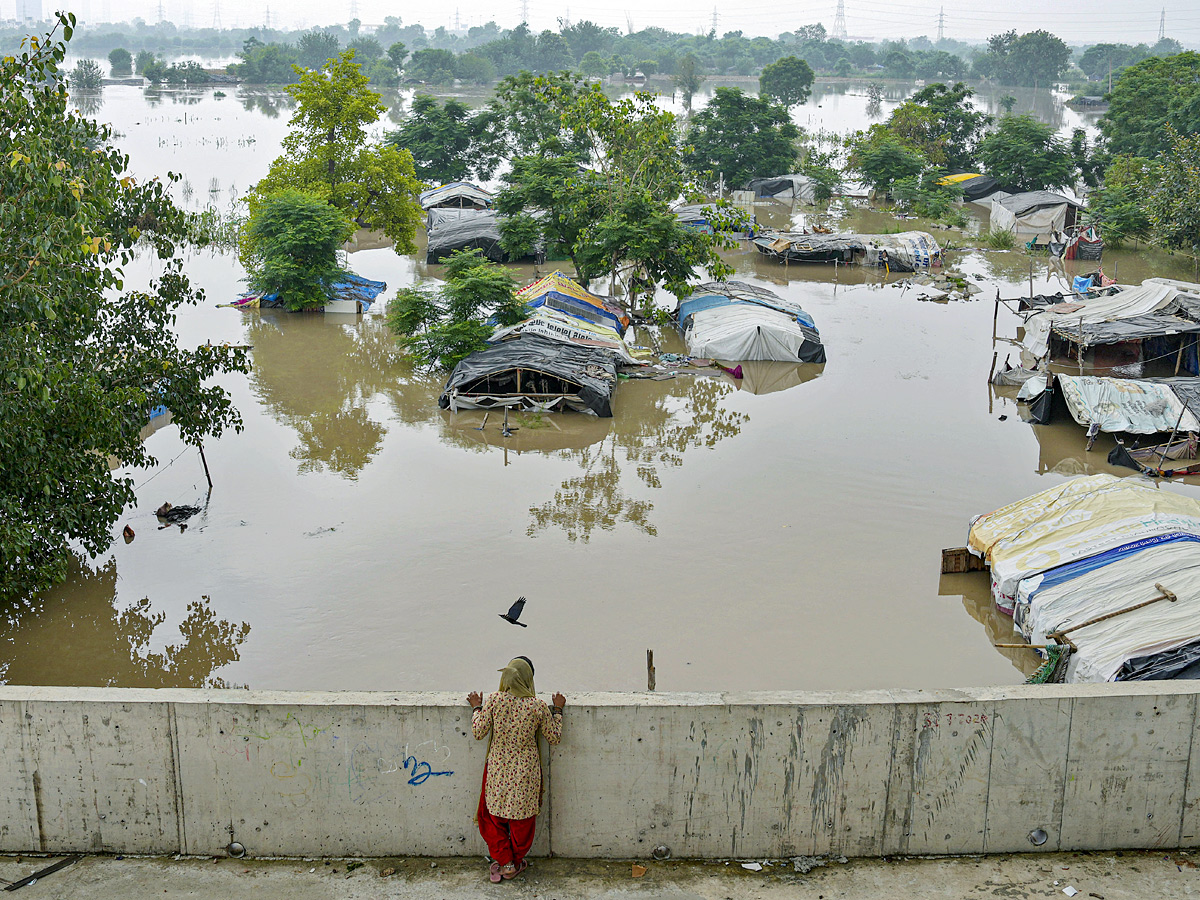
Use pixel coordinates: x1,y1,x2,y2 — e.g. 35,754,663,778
968,474,1200,613
426,209,506,262
419,182,494,210
678,281,825,364
220,272,387,314
517,271,630,335
1020,281,1182,362
491,307,642,364
937,172,1000,202
439,334,619,417
743,174,819,204
1053,374,1200,434
989,191,1081,237
752,231,941,272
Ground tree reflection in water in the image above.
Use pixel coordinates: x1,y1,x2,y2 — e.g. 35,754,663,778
246,314,406,479
0,558,250,688
527,374,749,541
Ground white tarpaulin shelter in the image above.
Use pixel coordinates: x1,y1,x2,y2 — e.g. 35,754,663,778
990,191,1079,237
1021,281,1181,362
1054,374,1200,434
685,304,824,362
968,474,1200,611
1013,539,1200,682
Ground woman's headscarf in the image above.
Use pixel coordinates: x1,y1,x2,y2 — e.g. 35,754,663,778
497,657,535,699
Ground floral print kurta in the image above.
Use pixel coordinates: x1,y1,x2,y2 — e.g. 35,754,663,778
472,691,563,820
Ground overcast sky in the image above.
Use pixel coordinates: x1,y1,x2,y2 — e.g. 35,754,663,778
12,0,1200,47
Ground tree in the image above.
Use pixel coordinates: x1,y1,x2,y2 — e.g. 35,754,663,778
1089,156,1155,247
846,126,926,197
1,16,249,600
1146,127,1200,252
69,59,104,90
885,82,990,171
388,95,476,183
977,114,1075,192
974,29,1069,88
134,49,155,75
250,52,423,249
240,189,354,310
386,41,408,70
406,48,457,84
347,37,384,62
580,50,607,77
1099,52,1200,159
387,250,527,370
758,55,814,108
1078,43,1147,82
673,53,704,111
685,87,800,190
455,53,496,85
108,47,132,76
834,57,852,77
296,29,341,69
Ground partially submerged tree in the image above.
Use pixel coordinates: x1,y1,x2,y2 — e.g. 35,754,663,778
107,47,132,76
249,51,423,250
977,114,1075,192
69,58,104,90
758,55,815,108
673,53,703,111
1099,51,1200,159
387,250,528,369
685,87,800,191
387,95,477,184
884,82,990,171
1,16,250,600
240,189,354,310
846,126,926,197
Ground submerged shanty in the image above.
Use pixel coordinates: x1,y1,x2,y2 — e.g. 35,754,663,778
220,272,387,314
752,230,942,272
968,475,1200,683
678,281,826,364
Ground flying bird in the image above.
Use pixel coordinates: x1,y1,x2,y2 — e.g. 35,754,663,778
500,596,528,627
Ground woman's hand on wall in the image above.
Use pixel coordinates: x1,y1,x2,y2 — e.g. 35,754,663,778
467,691,483,708
552,692,566,709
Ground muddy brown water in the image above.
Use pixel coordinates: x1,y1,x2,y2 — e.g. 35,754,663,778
4,84,1199,692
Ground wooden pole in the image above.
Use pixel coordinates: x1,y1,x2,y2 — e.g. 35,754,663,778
1158,401,1190,473
646,649,656,692
1029,259,1034,300
198,443,213,490
992,295,999,341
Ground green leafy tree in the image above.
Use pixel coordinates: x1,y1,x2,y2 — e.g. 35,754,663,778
108,47,132,76
834,57,852,77
386,42,408,70
296,30,341,69
347,37,384,62
884,82,990,171
758,55,815,107
387,250,527,369
240,189,354,310
974,29,1069,88
387,95,475,183
469,70,588,179
1089,156,1154,247
978,114,1075,192
1146,127,1200,252
249,51,423,250
673,53,704,111
846,125,926,197
229,39,300,84
406,48,457,84
69,58,104,90
1078,43,1147,83
1099,51,1200,158
580,50,607,77
134,49,155,75
455,53,495,84
685,87,800,190
1,16,250,600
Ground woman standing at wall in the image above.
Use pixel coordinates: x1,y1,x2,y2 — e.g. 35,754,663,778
467,656,565,882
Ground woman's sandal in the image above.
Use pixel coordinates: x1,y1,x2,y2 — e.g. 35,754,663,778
489,862,503,883
501,860,528,880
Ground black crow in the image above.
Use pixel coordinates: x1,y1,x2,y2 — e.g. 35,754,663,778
500,596,528,627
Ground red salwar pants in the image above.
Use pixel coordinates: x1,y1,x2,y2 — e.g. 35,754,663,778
477,765,536,866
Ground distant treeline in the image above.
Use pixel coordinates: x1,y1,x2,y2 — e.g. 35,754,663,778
2,16,1186,89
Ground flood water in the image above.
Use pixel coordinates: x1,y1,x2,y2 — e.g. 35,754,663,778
4,81,1198,693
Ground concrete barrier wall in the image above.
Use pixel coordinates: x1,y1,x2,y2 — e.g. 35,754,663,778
1,683,1198,858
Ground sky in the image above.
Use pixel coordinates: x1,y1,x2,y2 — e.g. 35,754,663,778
8,0,1200,47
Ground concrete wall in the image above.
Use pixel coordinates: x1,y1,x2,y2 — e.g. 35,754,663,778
1,683,1198,858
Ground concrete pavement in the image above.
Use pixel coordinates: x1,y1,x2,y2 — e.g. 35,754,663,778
3,850,1199,899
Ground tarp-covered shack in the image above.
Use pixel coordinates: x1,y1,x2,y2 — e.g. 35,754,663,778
937,172,1000,202
439,334,618,417
752,230,941,272
967,475,1200,683
419,182,494,210
743,174,819,204
989,191,1081,238
678,281,826,363
426,209,506,263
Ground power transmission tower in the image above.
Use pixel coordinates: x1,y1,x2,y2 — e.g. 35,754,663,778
349,0,358,20
832,0,847,41
625,11,634,34
264,5,270,29
156,0,165,22
212,0,221,29
710,6,718,34
1158,8,1165,42
937,6,944,42
520,0,528,24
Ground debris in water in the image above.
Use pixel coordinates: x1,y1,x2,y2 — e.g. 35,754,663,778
122,525,136,542
741,862,763,871
155,502,202,523
792,856,827,874
631,864,647,877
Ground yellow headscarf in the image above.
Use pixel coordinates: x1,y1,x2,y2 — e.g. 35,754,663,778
497,657,536,698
